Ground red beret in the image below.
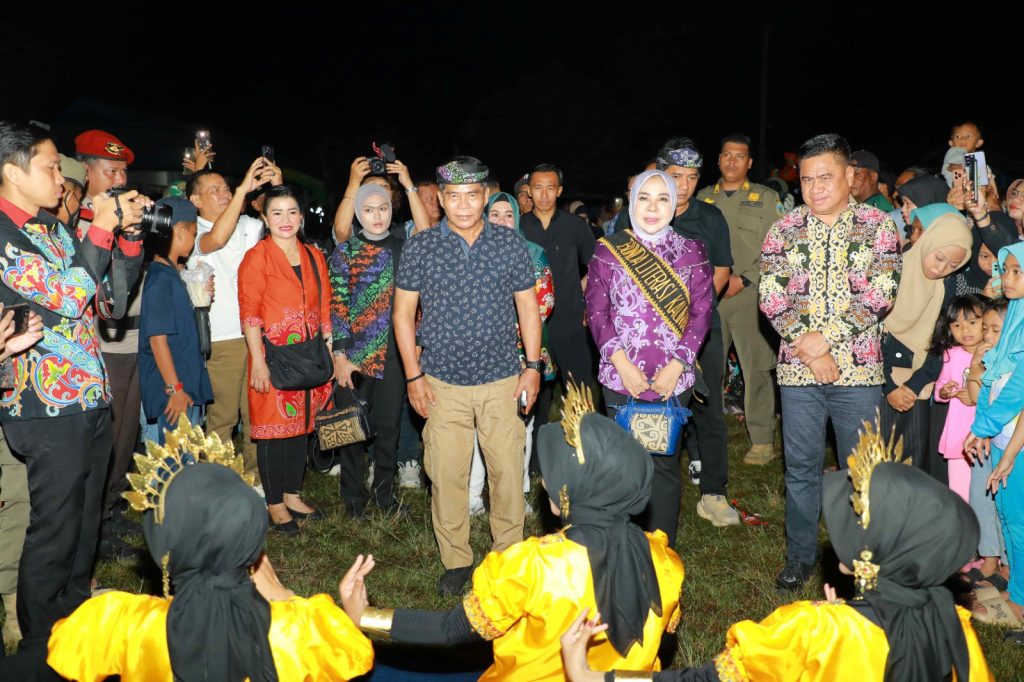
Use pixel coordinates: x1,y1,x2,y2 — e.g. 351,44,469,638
74,130,135,165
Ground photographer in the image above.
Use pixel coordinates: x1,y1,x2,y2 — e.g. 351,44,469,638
332,150,432,243
0,121,148,656
74,130,149,560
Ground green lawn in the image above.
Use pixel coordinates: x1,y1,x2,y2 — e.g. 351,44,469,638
86,415,1024,680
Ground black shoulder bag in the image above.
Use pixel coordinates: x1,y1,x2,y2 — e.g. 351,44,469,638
262,246,334,391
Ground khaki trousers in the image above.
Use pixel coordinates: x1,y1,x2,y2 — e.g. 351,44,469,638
205,338,260,480
720,285,777,445
0,433,28,595
423,375,525,569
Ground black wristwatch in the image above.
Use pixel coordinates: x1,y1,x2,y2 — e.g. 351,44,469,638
524,359,543,373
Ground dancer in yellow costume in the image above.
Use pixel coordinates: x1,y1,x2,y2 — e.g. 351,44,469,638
44,418,374,682
561,421,994,682
355,384,685,681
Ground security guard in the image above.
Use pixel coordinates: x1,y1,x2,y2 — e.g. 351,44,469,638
696,134,784,465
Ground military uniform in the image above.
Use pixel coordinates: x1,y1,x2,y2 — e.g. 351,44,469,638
696,179,784,448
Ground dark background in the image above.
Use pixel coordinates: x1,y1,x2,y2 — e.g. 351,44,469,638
2,5,1020,202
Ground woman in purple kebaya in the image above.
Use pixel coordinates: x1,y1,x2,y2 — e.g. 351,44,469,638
586,169,713,547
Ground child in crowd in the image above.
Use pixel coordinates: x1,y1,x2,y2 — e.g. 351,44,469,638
139,196,213,443
950,120,985,153
962,297,1012,602
967,243,1024,623
934,294,987,501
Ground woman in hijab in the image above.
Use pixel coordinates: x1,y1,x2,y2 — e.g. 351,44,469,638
352,384,685,681
44,420,375,681
585,170,713,546
562,422,994,681
331,183,407,519
468,191,556,515
880,211,972,478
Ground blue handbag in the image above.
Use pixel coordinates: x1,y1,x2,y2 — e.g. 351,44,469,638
614,396,692,456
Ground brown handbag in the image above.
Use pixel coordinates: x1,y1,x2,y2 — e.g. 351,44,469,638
315,385,375,451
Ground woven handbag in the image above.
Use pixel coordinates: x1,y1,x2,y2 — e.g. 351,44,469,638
315,386,375,451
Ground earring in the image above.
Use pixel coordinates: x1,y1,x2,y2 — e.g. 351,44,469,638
161,553,171,598
852,549,879,596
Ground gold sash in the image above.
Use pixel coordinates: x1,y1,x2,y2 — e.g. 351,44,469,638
602,230,691,339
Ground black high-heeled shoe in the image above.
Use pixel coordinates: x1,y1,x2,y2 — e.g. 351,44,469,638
286,506,324,522
270,519,300,535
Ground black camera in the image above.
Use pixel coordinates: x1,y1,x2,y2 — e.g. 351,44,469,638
368,142,396,176
106,187,174,237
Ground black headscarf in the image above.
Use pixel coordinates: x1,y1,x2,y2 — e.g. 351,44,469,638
823,462,978,682
144,463,278,682
538,413,662,657
899,175,950,209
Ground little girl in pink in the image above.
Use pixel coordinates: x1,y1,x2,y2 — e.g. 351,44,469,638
934,294,988,501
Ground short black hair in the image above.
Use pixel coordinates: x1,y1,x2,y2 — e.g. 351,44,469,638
720,133,752,151
186,169,223,199
797,133,851,165
987,296,1009,318
950,120,983,137
0,121,51,185
415,178,437,188
529,163,563,186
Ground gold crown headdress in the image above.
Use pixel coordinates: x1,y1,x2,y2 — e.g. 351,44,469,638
123,415,252,524
560,380,595,465
845,412,908,594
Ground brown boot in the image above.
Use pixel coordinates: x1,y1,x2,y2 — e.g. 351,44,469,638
2,592,21,649
743,443,777,465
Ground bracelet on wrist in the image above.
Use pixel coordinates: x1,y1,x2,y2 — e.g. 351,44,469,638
405,372,425,385
404,186,417,194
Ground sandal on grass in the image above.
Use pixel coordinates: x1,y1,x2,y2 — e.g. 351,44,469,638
962,567,1010,592
972,586,1023,627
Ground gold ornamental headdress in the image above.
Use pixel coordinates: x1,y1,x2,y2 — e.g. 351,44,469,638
123,415,252,524
846,412,908,530
845,412,909,594
560,379,595,464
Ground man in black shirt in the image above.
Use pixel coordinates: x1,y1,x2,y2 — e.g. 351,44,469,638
519,164,596,461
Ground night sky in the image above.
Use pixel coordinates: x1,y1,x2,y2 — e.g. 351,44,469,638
3,6,1021,201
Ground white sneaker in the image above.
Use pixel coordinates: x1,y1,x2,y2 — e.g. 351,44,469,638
469,497,486,517
696,494,741,527
397,461,423,489
326,464,341,477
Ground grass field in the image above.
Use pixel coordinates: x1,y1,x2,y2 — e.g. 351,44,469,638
83,415,1024,679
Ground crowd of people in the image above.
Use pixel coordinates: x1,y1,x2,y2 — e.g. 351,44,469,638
0,115,1017,679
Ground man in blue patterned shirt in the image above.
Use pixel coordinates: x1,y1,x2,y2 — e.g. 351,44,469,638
394,156,543,596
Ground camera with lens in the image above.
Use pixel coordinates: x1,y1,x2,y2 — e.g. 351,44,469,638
106,187,174,239
368,142,396,176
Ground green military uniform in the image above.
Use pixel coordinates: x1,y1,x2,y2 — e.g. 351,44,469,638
0,432,28,646
696,179,784,447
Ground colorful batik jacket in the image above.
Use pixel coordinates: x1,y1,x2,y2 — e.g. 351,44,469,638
329,233,402,379
0,197,139,418
758,199,902,387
